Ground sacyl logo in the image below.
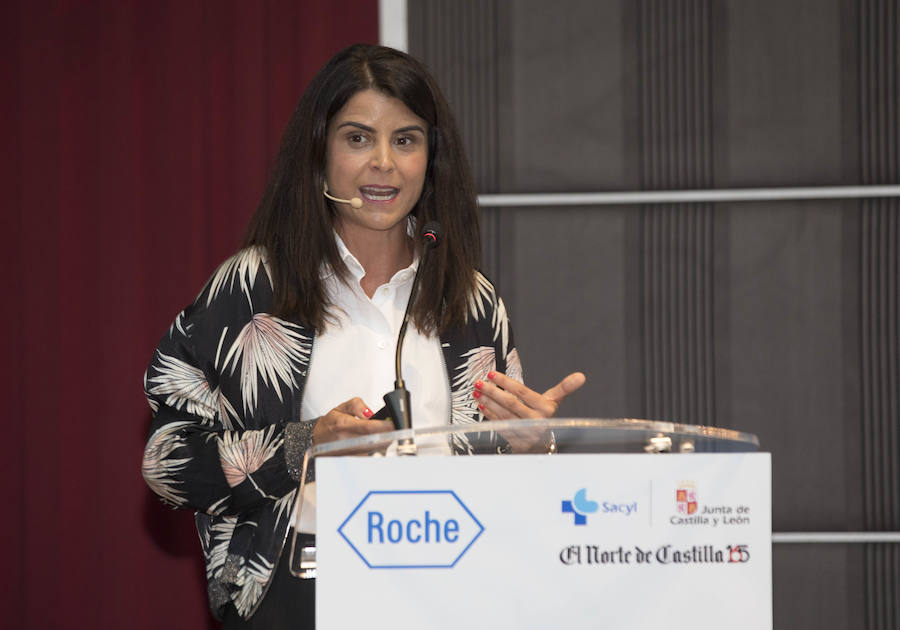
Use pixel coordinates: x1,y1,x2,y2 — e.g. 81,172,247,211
562,488,598,525
562,489,639,525
338,490,484,569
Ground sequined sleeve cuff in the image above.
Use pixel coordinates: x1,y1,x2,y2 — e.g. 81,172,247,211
284,420,316,483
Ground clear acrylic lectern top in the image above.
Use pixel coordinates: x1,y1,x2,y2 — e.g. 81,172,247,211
306,417,758,459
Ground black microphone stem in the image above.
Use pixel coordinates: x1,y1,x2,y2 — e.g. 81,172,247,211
394,251,429,390
382,223,441,455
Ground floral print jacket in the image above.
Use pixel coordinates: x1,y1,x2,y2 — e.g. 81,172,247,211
142,247,520,620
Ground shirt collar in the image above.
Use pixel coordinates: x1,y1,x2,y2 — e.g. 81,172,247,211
324,229,419,286
334,232,366,281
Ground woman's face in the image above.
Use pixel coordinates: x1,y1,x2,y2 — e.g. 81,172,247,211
325,89,429,241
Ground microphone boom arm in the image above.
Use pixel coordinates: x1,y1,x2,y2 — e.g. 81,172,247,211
382,223,441,455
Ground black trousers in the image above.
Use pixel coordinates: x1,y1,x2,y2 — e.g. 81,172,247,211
222,534,315,629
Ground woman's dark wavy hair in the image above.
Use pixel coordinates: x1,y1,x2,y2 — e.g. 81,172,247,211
243,44,480,335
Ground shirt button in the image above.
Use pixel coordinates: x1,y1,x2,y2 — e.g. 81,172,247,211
377,340,387,350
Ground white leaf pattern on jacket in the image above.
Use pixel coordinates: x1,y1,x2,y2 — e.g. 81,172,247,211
234,554,276,617
222,314,311,416
146,351,218,423
272,489,297,527
168,309,190,338
451,346,495,427
207,518,238,580
205,246,269,309
450,346,495,454
505,348,523,384
218,425,283,496
142,421,194,507
493,296,510,358
467,272,493,320
468,272,510,357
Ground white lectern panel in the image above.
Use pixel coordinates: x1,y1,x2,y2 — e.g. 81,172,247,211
317,453,771,629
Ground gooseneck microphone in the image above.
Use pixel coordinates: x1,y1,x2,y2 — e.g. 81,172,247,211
394,222,441,386
323,183,363,209
381,221,442,455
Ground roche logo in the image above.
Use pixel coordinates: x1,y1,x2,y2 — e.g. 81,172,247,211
562,488,598,525
337,490,484,569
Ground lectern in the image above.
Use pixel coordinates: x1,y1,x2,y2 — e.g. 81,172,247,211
290,419,770,630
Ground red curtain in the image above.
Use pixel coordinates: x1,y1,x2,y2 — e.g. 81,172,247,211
3,2,377,627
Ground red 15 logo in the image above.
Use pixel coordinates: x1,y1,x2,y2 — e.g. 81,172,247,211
728,545,750,563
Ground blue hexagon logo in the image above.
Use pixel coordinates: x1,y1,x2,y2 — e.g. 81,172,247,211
337,490,484,569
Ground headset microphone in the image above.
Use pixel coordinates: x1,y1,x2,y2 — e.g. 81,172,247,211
323,183,363,209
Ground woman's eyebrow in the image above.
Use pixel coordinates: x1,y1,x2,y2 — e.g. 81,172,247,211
394,125,426,135
336,121,376,133
335,121,426,135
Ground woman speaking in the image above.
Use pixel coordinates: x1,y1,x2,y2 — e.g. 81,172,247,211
142,44,584,628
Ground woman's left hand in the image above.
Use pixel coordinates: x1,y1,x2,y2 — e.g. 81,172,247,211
474,371,586,420
473,370,586,452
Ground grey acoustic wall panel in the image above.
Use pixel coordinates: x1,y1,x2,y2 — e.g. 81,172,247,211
629,0,717,426
859,1,900,627
408,0,506,285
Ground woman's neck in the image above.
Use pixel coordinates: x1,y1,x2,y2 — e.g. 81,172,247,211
337,223,414,298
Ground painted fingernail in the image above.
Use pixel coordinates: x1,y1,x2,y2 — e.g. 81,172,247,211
363,408,373,418
474,380,483,390
473,390,482,399
478,403,485,411
487,371,496,380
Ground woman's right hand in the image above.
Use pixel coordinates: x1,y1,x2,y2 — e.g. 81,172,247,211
312,397,394,445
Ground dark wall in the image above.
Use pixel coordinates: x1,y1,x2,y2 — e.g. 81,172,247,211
2,2,379,627
410,1,898,628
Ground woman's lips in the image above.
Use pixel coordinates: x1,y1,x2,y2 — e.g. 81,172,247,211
359,185,399,202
